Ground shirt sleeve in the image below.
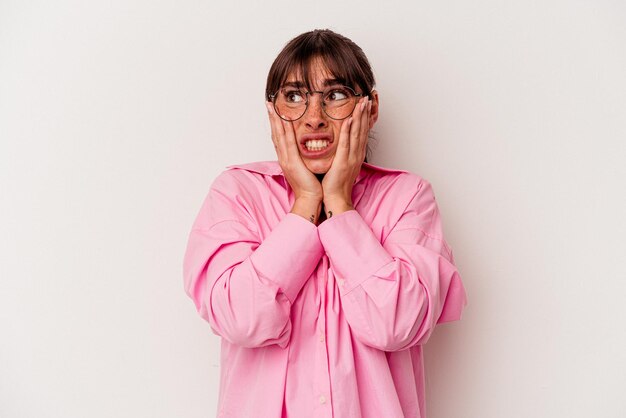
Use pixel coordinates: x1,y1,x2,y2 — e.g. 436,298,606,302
317,178,467,352
182,171,324,349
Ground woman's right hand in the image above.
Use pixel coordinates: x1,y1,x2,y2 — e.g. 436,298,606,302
266,102,323,222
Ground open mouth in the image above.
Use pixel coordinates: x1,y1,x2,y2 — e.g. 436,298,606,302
301,134,333,154
304,139,330,151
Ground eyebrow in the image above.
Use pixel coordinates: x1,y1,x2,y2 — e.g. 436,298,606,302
282,78,343,89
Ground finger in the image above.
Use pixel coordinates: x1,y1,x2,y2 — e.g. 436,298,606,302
357,99,371,160
265,102,276,140
334,115,353,162
266,102,287,159
280,120,304,171
281,118,300,160
349,97,366,157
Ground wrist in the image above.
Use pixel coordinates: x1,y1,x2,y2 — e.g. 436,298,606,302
322,197,353,218
291,197,322,224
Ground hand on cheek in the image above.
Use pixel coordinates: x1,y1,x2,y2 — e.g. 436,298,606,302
321,97,372,218
266,102,323,223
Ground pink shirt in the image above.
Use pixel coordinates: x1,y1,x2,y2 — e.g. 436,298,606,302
183,160,467,418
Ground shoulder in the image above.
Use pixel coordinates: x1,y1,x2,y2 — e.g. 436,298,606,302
360,161,430,198
225,160,283,177
195,162,283,231
210,160,284,194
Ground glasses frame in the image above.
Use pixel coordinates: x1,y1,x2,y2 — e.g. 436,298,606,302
268,85,369,122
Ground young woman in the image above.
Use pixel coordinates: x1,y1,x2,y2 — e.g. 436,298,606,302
183,29,467,418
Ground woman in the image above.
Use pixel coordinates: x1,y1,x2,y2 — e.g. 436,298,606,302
183,29,467,418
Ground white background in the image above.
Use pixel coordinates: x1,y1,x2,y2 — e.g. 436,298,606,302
1,1,625,417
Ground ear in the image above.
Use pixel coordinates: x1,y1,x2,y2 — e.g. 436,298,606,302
368,90,379,129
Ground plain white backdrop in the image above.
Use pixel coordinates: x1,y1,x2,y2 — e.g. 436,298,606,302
1,1,625,417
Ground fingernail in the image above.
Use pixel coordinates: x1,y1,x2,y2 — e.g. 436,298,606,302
266,102,273,114
361,101,367,111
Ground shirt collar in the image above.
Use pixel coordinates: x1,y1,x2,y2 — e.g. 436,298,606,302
226,160,408,184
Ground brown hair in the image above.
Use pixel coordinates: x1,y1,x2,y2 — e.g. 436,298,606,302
265,29,376,100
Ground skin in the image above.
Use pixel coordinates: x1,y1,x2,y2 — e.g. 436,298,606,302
266,59,379,225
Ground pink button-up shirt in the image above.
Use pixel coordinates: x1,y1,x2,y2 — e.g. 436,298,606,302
183,160,467,418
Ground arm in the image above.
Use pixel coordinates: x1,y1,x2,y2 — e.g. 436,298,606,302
318,179,467,352
182,172,324,349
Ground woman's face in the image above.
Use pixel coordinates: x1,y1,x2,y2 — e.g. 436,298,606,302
282,58,379,174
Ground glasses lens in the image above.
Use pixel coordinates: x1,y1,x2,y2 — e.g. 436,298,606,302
274,88,306,121
323,86,357,120
272,85,359,121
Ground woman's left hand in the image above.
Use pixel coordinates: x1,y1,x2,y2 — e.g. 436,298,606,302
321,97,372,217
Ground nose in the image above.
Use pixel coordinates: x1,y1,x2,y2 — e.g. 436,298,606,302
303,94,328,130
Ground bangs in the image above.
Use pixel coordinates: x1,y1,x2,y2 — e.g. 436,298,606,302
281,51,351,93
266,29,375,99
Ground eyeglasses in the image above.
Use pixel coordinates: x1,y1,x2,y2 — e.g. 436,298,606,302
268,85,366,122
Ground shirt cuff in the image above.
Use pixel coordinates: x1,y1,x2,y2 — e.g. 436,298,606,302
250,213,324,303
318,210,393,293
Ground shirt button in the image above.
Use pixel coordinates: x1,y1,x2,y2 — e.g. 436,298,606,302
319,333,325,342
319,395,326,404
338,279,345,287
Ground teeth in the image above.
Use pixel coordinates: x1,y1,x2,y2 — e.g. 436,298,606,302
304,139,329,151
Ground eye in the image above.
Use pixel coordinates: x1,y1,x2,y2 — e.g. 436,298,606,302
283,89,305,104
325,87,350,102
